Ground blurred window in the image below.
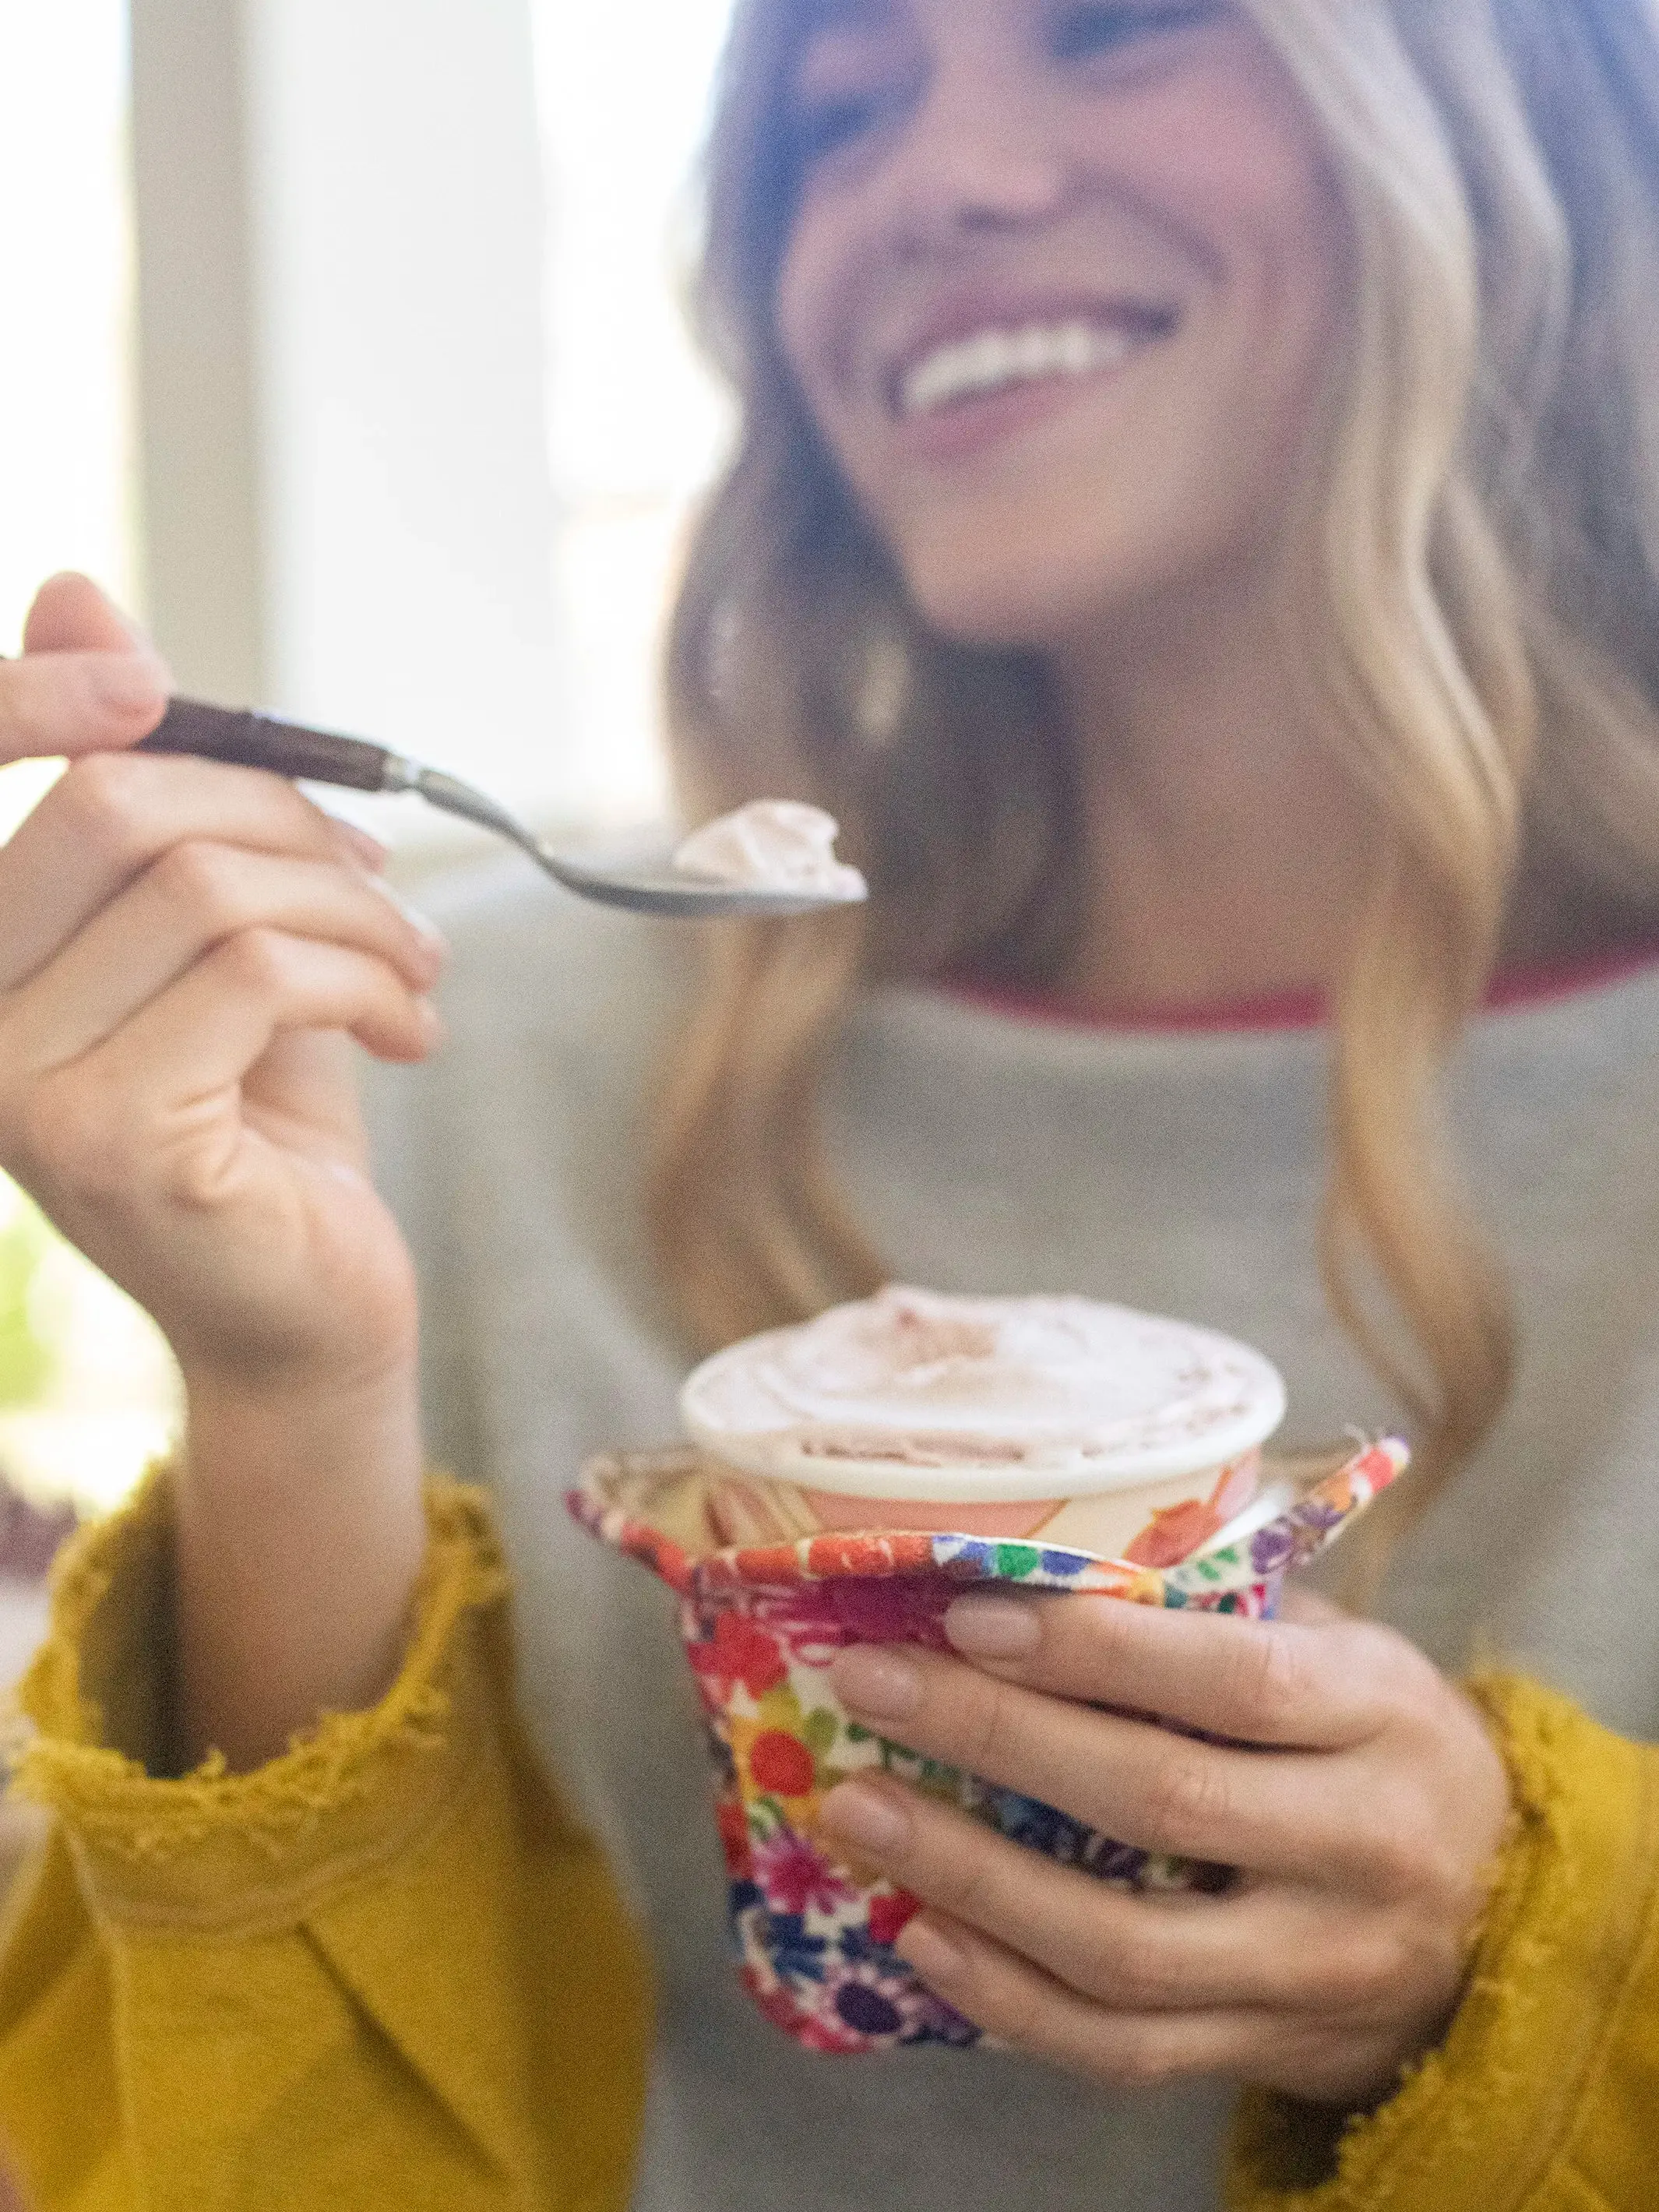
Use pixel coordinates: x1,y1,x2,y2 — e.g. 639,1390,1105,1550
0,0,179,1510
0,0,136,837
534,0,737,826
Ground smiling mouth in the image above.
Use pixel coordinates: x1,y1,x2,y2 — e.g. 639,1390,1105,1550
891,310,1178,423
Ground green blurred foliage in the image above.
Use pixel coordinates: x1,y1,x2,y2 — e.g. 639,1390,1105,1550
0,1181,54,1407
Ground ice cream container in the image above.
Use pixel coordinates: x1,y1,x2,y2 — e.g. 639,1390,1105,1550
681,1287,1289,1569
568,1431,1408,2054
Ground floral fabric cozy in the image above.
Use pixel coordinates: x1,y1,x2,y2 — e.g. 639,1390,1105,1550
568,1439,1406,2055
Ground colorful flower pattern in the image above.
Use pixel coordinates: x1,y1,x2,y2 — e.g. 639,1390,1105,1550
568,1438,1407,2055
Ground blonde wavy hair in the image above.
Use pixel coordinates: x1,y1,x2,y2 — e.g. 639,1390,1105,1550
649,0,1659,1569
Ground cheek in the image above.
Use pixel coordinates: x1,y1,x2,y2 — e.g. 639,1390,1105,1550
773,249,815,405
774,209,861,463
868,446,1223,652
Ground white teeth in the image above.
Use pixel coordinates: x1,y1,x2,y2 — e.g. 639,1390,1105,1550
898,318,1142,420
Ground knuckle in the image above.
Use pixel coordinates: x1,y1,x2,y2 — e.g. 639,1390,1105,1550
216,925,297,996
959,1673,1022,1782
1358,1817,1418,1900
932,1845,999,1928
160,1134,242,1217
1311,1921,1408,2012
985,1970,1047,2055
54,752,151,864
1235,1624,1313,1734
1072,1592,1142,1664
152,840,248,932
1101,2024,1178,2093
1353,1622,1432,1714
1100,1921,1177,2009
1144,1752,1231,1854
1364,1792,1457,1904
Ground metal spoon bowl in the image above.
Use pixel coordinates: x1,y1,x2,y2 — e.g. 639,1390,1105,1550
139,700,868,921
406,765,863,919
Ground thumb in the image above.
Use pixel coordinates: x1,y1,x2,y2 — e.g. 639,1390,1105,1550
1,573,171,763
22,570,150,656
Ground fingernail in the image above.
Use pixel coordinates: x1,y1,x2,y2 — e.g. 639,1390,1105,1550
93,653,170,713
365,873,448,951
945,1595,1041,1661
396,892,448,952
340,823,390,870
831,1646,921,1721
896,1918,967,1986
820,1781,911,1855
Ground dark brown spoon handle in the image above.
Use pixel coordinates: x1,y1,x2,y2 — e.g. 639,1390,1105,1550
138,698,396,794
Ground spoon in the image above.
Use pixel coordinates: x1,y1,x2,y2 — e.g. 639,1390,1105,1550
136,698,866,920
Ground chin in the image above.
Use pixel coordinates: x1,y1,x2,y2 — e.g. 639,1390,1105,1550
900,534,1137,653
893,476,1260,656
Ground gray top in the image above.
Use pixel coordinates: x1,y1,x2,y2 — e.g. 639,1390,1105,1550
367,859,1659,2212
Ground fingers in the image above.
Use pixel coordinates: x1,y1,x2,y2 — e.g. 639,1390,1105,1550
9,932,438,1214
828,1643,1347,1876
896,1906,1421,2106
819,1776,1372,2013
0,752,384,990
113,936,439,1129
939,1588,1404,1749
118,932,439,1095
2,841,442,1075
2,573,171,759
888,1909,1282,2091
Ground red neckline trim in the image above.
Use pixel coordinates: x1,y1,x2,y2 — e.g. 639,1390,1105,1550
939,938,1659,1037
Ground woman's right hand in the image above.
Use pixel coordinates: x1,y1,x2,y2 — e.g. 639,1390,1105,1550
0,573,442,1400
0,574,446,1767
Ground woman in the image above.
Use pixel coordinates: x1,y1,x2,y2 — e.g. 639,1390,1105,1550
0,0,1655,2204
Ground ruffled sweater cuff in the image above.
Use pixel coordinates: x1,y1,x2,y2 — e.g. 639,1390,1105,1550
9,1467,511,1932
1226,1671,1659,2210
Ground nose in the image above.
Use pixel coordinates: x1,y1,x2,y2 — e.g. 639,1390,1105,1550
883,62,1071,253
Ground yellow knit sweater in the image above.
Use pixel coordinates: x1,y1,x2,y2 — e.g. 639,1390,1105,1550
0,1478,1650,2211
0,1478,650,2210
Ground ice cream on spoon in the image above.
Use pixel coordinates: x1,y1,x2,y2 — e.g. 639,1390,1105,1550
671,800,867,902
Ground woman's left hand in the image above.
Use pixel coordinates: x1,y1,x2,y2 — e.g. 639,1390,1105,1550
819,1587,1511,2106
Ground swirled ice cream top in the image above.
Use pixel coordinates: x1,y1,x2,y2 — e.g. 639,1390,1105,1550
680,1286,1287,1502
671,801,867,900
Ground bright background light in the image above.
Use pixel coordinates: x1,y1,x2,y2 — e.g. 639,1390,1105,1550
0,0,177,1513
0,1,136,625
534,0,738,826
0,0,135,842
